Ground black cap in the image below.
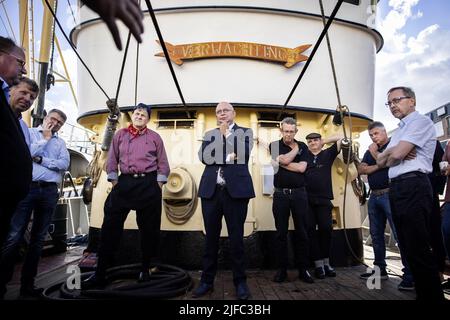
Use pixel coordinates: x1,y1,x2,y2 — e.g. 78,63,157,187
134,103,151,115
306,132,322,140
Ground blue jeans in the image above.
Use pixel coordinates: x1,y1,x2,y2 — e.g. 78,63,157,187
443,203,450,261
0,184,59,288
368,192,413,281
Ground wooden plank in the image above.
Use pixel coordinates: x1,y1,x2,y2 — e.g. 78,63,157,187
246,271,266,300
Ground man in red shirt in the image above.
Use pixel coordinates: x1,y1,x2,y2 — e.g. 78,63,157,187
83,103,170,288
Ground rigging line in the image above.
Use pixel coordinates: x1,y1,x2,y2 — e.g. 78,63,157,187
114,31,132,104
319,0,347,140
43,0,111,100
279,0,344,119
134,0,142,107
66,0,77,27
134,39,140,106
1,1,16,42
0,11,11,38
0,10,11,38
144,0,191,119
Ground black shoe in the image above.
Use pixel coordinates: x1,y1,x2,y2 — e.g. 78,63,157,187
138,270,151,282
19,285,44,298
441,279,450,290
273,269,287,283
192,282,213,298
359,269,388,280
299,269,314,283
236,282,250,300
81,273,107,290
314,267,325,279
324,265,337,277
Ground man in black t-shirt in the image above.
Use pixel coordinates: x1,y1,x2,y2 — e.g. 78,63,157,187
269,117,313,283
304,132,342,279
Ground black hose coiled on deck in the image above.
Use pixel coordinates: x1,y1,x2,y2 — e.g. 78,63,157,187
42,263,193,300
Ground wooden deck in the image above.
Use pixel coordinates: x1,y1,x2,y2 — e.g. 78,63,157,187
6,244,446,301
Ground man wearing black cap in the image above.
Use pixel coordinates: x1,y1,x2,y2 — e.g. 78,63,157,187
82,103,170,288
269,117,312,283
304,132,342,279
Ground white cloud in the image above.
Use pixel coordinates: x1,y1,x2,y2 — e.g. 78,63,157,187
358,1,450,153
376,2,450,114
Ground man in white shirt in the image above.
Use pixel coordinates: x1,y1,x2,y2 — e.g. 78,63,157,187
377,86,444,301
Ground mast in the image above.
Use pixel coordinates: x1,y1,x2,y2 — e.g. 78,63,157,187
33,0,57,127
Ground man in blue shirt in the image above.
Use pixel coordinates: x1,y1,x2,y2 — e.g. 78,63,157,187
0,109,70,299
377,86,444,301
357,121,414,291
10,77,39,148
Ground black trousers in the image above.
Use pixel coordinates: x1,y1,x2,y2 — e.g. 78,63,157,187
200,185,249,286
272,188,309,270
430,192,446,273
96,173,162,277
389,174,444,301
308,197,333,262
0,200,19,251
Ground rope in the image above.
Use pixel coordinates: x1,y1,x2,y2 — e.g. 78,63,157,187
0,12,10,39
114,31,132,103
319,0,347,139
279,0,344,119
143,0,191,119
66,0,77,27
43,0,111,100
134,0,142,106
134,37,140,106
1,1,16,42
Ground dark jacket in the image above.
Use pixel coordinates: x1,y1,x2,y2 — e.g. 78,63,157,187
0,81,32,203
198,124,255,199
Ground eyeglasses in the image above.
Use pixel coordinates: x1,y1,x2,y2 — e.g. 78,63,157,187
0,49,26,68
385,96,410,108
49,116,65,126
216,109,233,115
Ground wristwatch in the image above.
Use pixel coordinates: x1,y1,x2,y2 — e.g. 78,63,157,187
33,156,43,164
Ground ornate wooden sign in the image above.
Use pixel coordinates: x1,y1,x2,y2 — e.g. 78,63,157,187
155,41,311,68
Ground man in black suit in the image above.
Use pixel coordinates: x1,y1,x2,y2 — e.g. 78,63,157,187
0,37,31,254
193,102,255,300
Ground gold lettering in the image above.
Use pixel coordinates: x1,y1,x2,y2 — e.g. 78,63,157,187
211,43,221,55
182,45,193,57
224,43,232,55
201,44,210,56
267,46,277,59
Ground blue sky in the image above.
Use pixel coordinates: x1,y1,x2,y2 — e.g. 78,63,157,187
1,0,450,141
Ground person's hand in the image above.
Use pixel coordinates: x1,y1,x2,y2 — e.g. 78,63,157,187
228,153,237,161
82,0,144,50
111,180,118,187
404,148,417,161
158,182,163,189
368,142,378,158
42,121,54,140
445,166,450,176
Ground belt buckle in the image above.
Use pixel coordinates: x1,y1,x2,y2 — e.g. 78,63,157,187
283,188,291,195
